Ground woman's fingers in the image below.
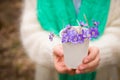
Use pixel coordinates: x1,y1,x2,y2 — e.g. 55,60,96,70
83,46,99,64
53,44,76,74
76,54,100,74
53,45,63,57
53,45,66,74
55,63,68,74
55,61,76,74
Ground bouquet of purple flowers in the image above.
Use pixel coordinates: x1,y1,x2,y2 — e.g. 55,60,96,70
49,20,99,44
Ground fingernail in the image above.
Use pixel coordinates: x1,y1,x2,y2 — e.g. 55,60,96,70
84,59,89,63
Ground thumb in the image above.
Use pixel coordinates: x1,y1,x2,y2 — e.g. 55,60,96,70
53,45,64,57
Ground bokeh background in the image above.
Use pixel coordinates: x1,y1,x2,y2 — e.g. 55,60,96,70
0,0,35,80
0,0,120,80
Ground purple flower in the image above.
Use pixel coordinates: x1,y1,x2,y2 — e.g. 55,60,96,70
68,30,77,41
62,36,69,43
62,24,72,34
70,35,78,44
49,32,54,41
89,27,99,38
79,21,88,27
77,34,84,44
67,29,77,41
61,32,69,43
93,21,99,27
67,29,77,36
82,29,91,39
61,29,79,44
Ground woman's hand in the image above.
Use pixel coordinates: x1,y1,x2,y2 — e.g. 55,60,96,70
53,44,75,75
76,46,100,74
53,45,100,74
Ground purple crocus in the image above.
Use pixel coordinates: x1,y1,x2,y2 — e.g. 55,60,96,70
49,20,100,44
61,33,69,43
62,36,69,43
70,35,78,44
93,21,99,27
49,32,54,41
67,29,78,43
89,27,99,38
67,29,78,36
77,34,84,44
82,29,91,39
79,21,88,27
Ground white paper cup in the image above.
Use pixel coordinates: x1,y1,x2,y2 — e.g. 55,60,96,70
60,26,89,69
62,39,89,69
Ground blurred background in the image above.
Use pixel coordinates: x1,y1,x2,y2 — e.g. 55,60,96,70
0,0,35,80
0,0,120,80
